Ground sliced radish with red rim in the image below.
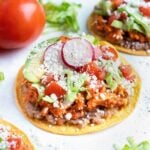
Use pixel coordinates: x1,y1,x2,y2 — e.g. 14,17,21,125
61,38,95,70
43,42,65,74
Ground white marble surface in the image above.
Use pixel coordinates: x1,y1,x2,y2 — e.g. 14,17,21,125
0,0,150,149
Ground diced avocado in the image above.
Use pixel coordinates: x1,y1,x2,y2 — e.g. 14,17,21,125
64,70,89,102
23,51,45,83
111,20,124,29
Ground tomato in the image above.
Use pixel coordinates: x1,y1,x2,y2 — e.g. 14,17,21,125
60,36,70,43
119,65,132,77
100,45,118,61
41,74,55,85
7,137,23,150
119,65,135,81
80,62,106,80
110,0,124,8
108,14,118,25
0,0,45,50
45,81,66,98
139,6,150,17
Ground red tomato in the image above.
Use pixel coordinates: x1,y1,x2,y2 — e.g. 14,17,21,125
60,36,70,43
45,81,66,98
110,0,124,8
8,137,23,150
108,14,118,25
80,62,106,80
100,45,118,61
119,65,134,81
0,0,45,49
139,6,150,17
41,74,55,85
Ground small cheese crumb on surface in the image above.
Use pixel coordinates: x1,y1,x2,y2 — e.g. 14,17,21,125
65,113,72,120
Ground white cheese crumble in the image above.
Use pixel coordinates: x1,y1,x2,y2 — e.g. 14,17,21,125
65,113,72,120
99,93,106,100
53,101,59,108
50,94,58,101
120,78,135,96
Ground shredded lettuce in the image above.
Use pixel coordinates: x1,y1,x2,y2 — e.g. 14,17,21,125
40,1,81,32
114,137,150,150
64,70,89,102
98,59,122,90
0,72,4,81
95,0,113,16
105,73,118,90
42,95,57,103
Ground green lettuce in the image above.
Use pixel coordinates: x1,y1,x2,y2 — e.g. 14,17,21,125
114,137,150,150
0,72,4,81
40,1,81,32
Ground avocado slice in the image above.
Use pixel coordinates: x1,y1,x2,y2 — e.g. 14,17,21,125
23,51,45,83
23,37,60,83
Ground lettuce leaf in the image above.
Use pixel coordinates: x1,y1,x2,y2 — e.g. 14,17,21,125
40,1,81,32
0,72,4,81
114,137,150,150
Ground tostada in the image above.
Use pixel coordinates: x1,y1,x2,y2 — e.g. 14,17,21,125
88,0,150,55
16,35,141,135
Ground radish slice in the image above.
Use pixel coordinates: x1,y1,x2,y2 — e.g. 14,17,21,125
43,42,65,75
61,38,94,69
94,46,102,60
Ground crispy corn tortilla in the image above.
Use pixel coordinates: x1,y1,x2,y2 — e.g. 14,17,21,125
0,119,34,149
88,13,150,56
15,43,141,135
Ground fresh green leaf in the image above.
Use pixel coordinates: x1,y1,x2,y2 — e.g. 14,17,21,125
95,0,113,16
0,72,4,81
114,137,150,150
105,73,118,90
0,137,3,143
41,1,81,32
64,70,89,102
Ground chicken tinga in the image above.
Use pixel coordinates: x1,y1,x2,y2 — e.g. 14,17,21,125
88,0,150,55
16,35,141,135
